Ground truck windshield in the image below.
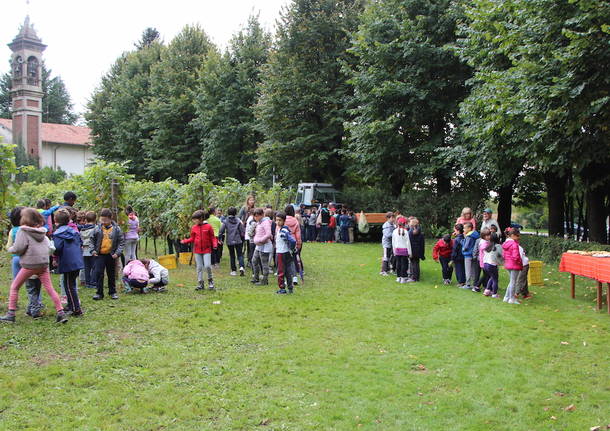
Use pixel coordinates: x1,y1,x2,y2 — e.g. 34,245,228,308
313,188,338,203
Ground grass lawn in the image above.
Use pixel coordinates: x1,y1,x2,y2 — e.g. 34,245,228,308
0,242,608,430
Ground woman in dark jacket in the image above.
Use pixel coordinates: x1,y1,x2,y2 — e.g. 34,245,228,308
407,218,425,282
219,207,246,276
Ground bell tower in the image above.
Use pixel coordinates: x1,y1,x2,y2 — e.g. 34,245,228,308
8,16,46,163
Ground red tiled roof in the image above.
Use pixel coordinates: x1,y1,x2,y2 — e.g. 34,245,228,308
0,118,91,146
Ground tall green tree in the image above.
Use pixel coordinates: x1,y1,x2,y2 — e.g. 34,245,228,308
459,0,610,241
141,25,215,181
87,29,164,178
255,0,364,185
0,73,10,119
345,0,471,227
193,15,271,183
1,65,76,124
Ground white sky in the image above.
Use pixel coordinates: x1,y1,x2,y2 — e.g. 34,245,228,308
1,0,290,118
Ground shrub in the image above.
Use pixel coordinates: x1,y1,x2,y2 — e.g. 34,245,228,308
520,234,610,264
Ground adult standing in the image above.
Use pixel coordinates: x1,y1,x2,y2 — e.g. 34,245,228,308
480,208,500,232
238,195,256,224
456,207,477,231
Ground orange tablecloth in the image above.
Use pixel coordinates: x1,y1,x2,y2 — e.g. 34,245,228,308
559,253,610,283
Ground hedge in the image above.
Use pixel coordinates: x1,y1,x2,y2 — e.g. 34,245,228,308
520,234,610,264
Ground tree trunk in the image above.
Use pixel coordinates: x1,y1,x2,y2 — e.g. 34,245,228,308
586,184,608,244
497,183,514,233
436,173,452,228
545,172,566,237
389,172,405,197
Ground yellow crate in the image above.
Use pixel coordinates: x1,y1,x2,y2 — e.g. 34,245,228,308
178,252,193,265
158,254,177,270
528,260,544,286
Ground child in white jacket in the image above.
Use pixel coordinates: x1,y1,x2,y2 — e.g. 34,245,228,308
392,216,412,284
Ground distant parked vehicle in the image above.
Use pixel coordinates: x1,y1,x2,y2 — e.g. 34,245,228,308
293,183,342,209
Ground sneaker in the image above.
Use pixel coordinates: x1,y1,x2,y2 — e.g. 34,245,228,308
239,267,245,276
288,287,294,294
471,287,481,292
460,285,471,289
71,310,84,317
491,294,499,298
255,278,269,286
380,271,388,276
406,278,416,283
483,289,491,296
208,281,215,290
503,297,510,303
396,277,401,283
156,287,167,293
250,278,259,284
508,298,520,305
0,314,16,323
55,311,68,324
110,293,119,300
293,276,299,285
276,289,288,294
230,271,237,276
31,312,44,319
92,294,103,300
522,294,533,300
142,287,150,294
399,278,407,284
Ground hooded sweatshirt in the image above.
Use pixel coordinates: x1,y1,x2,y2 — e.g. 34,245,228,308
502,238,523,270
123,260,149,282
147,259,169,285
53,225,85,273
79,223,96,257
9,226,50,269
219,215,245,246
462,230,480,258
253,217,273,251
277,215,302,249
181,222,217,254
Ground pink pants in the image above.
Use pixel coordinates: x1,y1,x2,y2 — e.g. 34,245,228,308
9,267,63,312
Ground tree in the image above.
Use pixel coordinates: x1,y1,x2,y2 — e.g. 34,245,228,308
193,15,271,183
136,28,161,50
458,0,610,242
345,0,471,227
255,0,364,185
1,64,76,124
87,29,164,178
141,25,216,181
0,73,10,119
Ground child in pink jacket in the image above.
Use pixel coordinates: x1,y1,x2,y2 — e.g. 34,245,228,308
251,208,273,285
502,228,523,304
122,259,150,293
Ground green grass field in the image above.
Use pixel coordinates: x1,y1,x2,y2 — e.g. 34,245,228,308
0,242,608,430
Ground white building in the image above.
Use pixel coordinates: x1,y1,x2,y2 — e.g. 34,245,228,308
3,16,93,175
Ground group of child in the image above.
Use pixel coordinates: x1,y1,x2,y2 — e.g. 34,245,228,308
182,197,305,295
379,207,529,304
3,192,169,324
300,204,357,244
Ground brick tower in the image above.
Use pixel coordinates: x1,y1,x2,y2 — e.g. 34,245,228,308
8,16,46,163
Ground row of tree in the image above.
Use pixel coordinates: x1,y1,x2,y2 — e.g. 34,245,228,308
86,0,609,242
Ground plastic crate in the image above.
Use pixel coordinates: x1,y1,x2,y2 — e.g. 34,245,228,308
158,254,177,270
528,260,544,286
178,252,193,265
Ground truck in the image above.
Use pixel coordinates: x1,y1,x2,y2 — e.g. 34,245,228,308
294,183,342,208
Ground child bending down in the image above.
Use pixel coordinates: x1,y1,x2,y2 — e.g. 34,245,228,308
1,208,68,324
122,259,150,293
433,234,454,284
142,259,169,292
392,217,412,284
275,212,297,294
181,210,217,291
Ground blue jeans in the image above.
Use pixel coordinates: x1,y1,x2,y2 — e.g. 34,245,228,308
11,256,21,279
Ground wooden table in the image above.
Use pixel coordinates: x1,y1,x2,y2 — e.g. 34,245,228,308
559,253,610,314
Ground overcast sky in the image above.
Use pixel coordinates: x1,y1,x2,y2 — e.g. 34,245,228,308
2,0,290,118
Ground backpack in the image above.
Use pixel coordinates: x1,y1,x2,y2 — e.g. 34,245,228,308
358,211,370,234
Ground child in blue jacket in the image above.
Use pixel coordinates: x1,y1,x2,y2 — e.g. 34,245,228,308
451,223,466,287
461,222,480,290
53,209,84,316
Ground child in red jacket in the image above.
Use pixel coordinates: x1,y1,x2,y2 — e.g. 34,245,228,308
433,234,454,284
181,210,218,291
